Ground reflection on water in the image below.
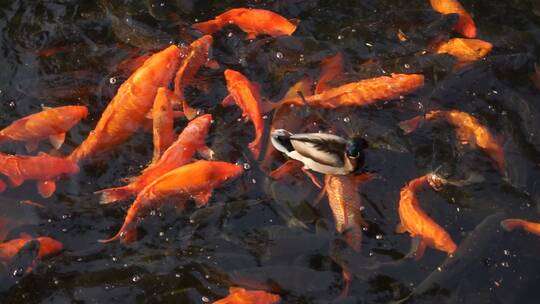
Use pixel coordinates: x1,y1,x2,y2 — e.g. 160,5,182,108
0,0,540,303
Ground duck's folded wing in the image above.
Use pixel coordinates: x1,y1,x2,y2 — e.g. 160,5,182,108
290,134,346,167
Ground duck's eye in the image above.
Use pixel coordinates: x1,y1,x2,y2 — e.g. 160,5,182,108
346,142,361,158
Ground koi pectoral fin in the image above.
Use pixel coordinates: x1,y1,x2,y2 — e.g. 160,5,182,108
405,236,426,261
49,133,66,150
8,176,24,188
395,223,406,234
221,94,236,107
197,145,215,160
192,191,213,207
37,180,56,198
25,141,39,153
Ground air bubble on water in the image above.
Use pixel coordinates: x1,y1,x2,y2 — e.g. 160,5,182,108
368,251,374,256
262,115,268,120
337,35,344,40
189,218,195,224
501,261,510,268
365,42,373,47
150,210,156,216
202,296,210,303
62,228,68,233
175,273,181,278
251,178,257,184
194,18,199,22
351,28,357,33
343,117,350,123
204,274,210,279
237,117,242,122
196,109,204,115
503,249,510,256
404,63,410,69
47,218,52,223
375,234,383,240
77,257,83,262
62,214,69,220
159,231,165,237
227,32,233,38
210,119,215,124
456,207,460,212
160,2,165,6
53,278,59,285
132,275,141,282
362,227,368,231
243,163,251,170
276,52,284,59
492,89,498,94
9,101,15,107
109,77,117,84
12,267,24,277
437,267,442,272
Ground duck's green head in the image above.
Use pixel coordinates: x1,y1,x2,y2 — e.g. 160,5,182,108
346,137,368,159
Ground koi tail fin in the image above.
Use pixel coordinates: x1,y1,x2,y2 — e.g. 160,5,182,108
183,101,199,120
96,186,134,205
398,116,423,134
98,231,122,243
192,20,220,35
500,219,522,232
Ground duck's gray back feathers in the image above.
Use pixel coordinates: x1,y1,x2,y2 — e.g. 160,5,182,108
289,133,347,167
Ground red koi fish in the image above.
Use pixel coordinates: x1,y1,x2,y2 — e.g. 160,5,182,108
435,38,492,66
399,110,505,173
430,0,476,38
192,8,297,40
324,174,372,252
280,73,424,109
0,106,88,152
223,69,264,159
501,219,540,237
174,35,213,119
0,152,79,198
396,175,457,259
0,234,63,263
99,160,243,243
97,114,213,204
151,87,176,163
213,287,281,304
315,53,344,94
68,45,182,163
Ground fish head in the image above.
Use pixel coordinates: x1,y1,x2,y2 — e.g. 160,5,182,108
209,162,244,185
466,39,493,58
36,236,63,258
435,234,457,254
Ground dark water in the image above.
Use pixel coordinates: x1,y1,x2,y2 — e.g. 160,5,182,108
0,0,540,303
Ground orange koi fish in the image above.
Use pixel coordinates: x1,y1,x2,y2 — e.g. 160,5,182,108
213,287,281,304
280,73,424,109
115,53,152,78
0,234,63,263
324,174,372,252
0,106,88,151
315,53,344,94
68,45,182,163
396,175,457,259
151,87,175,163
97,114,213,204
261,77,313,171
223,69,264,159
435,38,492,66
174,35,213,119
0,152,79,198
501,219,540,237
99,160,243,243
399,110,505,173
430,0,476,38
192,8,297,40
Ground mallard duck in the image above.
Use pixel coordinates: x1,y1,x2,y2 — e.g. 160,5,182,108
271,129,368,175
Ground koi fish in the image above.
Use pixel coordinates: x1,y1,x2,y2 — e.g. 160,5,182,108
97,114,213,204
435,38,492,66
174,35,213,119
222,69,264,159
0,106,88,151
280,73,424,109
430,0,476,38
68,44,182,163
115,52,152,78
0,234,63,263
501,219,540,237
0,152,79,198
396,174,457,259
399,110,505,173
151,87,176,163
99,160,243,243
324,174,372,252
213,287,281,304
261,77,313,171
192,8,297,40
315,53,344,94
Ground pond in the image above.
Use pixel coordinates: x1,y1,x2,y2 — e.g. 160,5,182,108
0,0,540,303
